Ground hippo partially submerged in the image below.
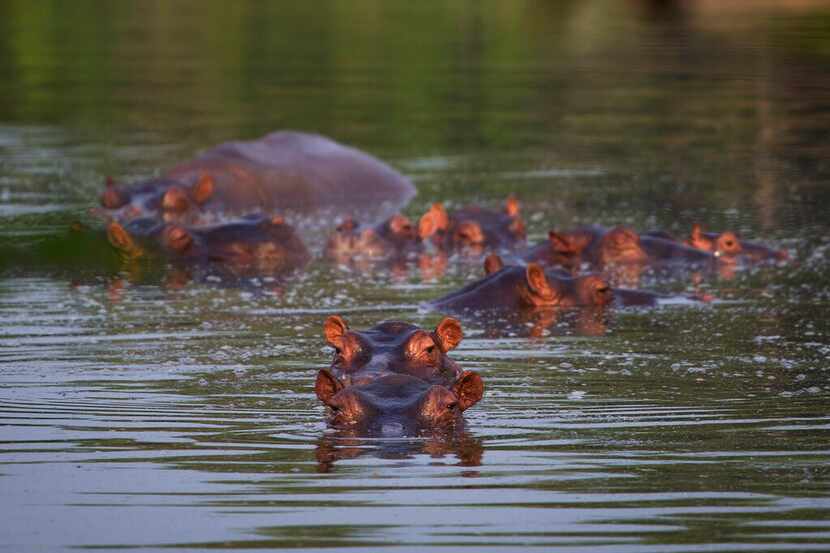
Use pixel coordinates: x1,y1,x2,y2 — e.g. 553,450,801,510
100,131,416,226
314,316,484,431
106,214,310,275
418,197,526,255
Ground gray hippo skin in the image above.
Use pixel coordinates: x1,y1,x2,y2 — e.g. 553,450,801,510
101,131,416,225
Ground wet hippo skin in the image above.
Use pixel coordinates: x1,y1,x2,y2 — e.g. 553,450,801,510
100,131,416,224
314,315,483,431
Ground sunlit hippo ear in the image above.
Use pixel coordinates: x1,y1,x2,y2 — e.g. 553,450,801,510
433,317,463,352
452,370,484,411
315,368,344,406
686,223,712,251
323,315,349,349
101,177,127,209
548,231,575,254
484,253,504,275
191,174,215,205
419,203,449,239
525,263,551,296
270,215,286,226
162,186,190,213
505,195,520,218
106,221,139,255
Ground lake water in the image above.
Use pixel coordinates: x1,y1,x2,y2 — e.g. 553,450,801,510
1,1,829,551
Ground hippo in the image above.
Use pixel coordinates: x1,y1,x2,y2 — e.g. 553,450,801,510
430,254,668,314
418,197,526,255
99,131,416,227
314,316,484,431
430,257,614,312
106,214,310,275
680,224,789,263
524,225,716,272
325,213,421,264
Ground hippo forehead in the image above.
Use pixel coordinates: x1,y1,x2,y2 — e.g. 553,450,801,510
356,321,426,352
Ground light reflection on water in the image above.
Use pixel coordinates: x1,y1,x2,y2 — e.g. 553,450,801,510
1,0,830,551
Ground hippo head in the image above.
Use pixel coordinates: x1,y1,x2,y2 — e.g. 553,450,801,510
420,198,525,253
596,226,649,266
326,214,418,261
517,262,613,308
315,370,484,429
322,315,464,386
686,224,742,260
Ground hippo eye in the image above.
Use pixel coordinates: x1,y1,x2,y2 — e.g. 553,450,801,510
426,345,435,354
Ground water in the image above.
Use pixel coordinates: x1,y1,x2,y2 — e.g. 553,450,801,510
1,1,829,551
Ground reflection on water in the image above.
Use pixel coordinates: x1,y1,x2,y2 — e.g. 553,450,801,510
1,1,830,551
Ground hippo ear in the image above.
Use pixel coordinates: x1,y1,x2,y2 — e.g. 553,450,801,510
315,369,344,406
505,196,520,217
106,221,137,254
690,223,704,240
525,263,551,296
452,370,484,411
191,174,215,205
324,315,349,348
434,317,463,352
419,203,448,239
270,215,286,226
484,253,504,275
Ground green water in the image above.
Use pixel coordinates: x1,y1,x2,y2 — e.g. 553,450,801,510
1,1,829,551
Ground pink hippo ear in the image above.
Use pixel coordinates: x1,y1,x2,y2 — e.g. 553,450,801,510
323,315,349,349
484,253,504,275
314,369,344,406
452,370,484,411
433,317,463,352
419,203,449,239
525,263,551,296
505,196,520,218
191,174,215,205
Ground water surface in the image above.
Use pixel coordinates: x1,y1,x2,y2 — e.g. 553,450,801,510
1,1,829,551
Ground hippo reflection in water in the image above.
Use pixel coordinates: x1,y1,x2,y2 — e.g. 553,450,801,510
314,316,484,432
100,131,416,227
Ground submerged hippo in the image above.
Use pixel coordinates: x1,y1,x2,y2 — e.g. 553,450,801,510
525,225,715,271
680,224,789,263
430,254,665,314
100,131,416,226
418,197,526,255
325,213,421,263
315,316,484,431
107,214,310,274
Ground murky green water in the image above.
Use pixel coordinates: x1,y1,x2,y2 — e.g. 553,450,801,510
1,1,829,551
